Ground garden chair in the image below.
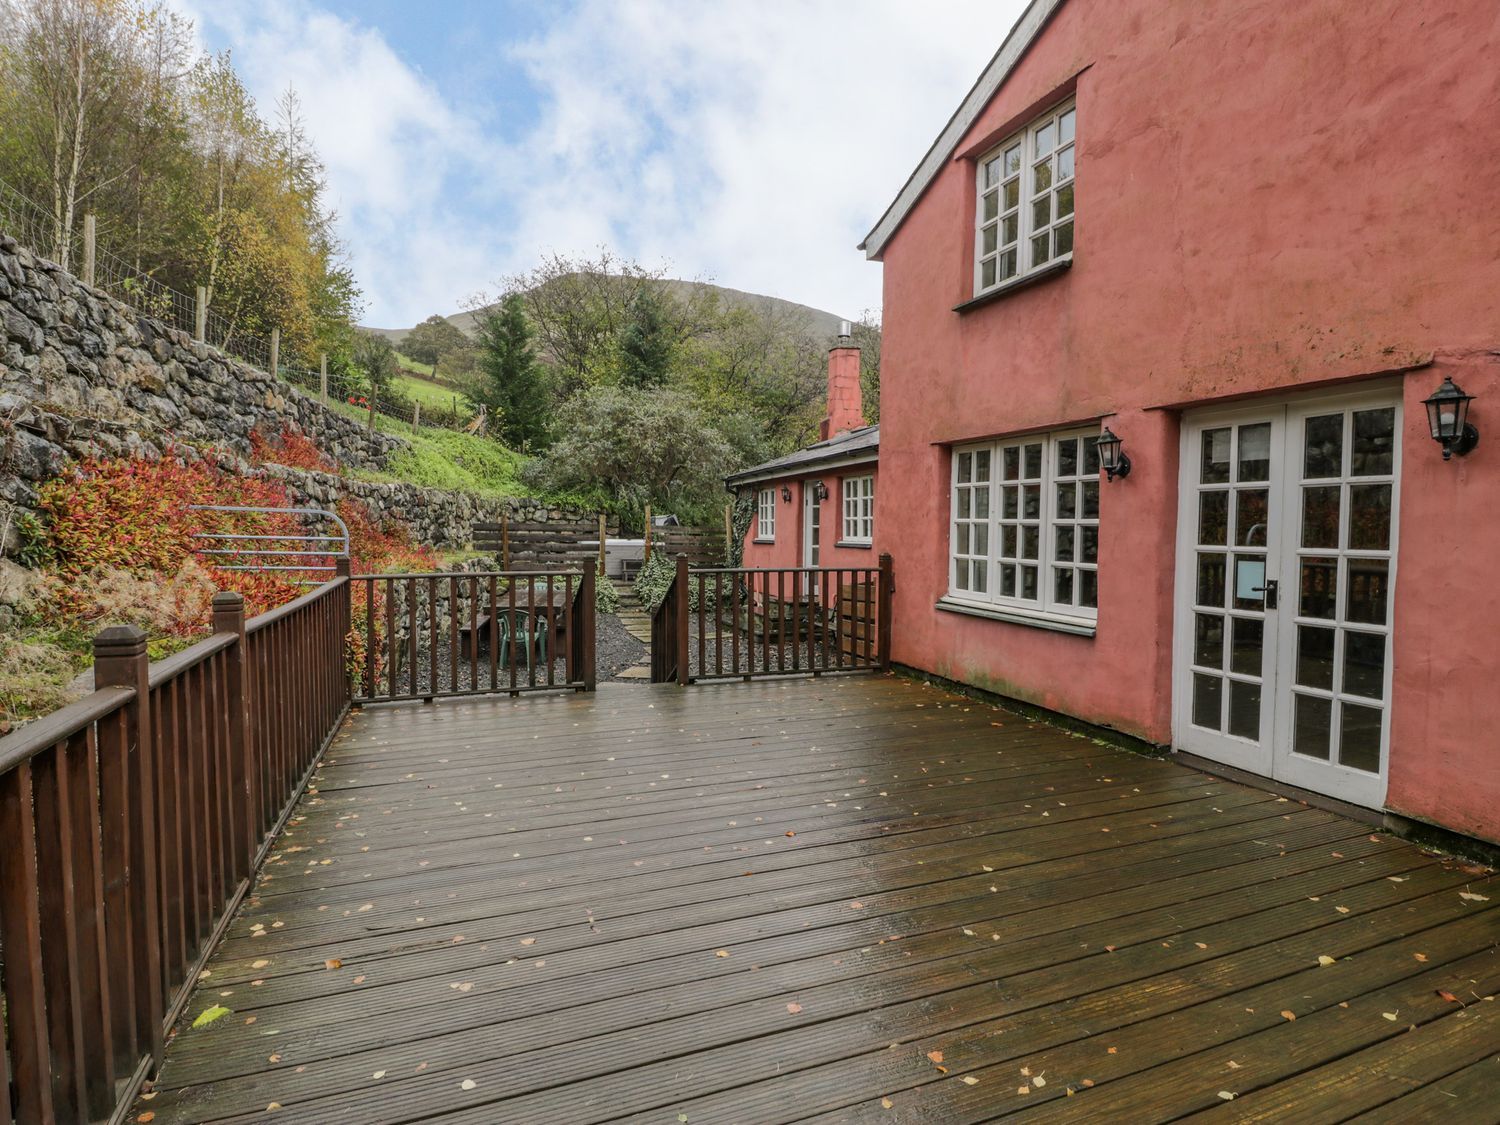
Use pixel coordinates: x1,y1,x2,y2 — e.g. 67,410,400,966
498,608,547,672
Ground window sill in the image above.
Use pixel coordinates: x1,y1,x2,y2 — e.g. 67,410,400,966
935,595,1096,637
953,258,1072,314
836,539,873,550
752,538,775,545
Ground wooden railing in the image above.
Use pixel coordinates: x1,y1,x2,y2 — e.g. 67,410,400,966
0,573,351,1124
349,568,596,702
650,555,892,684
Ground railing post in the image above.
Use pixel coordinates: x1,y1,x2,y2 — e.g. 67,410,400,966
269,326,280,377
582,565,597,691
320,352,328,404
213,591,253,874
81,212,96,286
336,557,353,708
194,285,206,342
675,554,690,686
877,552,894,672
92,625,164,1068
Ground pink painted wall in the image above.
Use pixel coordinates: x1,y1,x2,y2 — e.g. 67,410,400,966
873,0,1500,840
740,468,881,573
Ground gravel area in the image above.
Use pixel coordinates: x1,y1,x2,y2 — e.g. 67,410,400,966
367,611,647,696
597,612,648,682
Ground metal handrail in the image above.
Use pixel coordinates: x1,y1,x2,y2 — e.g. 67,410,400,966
189,504,349,585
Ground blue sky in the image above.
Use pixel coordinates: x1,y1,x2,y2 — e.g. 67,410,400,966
183,0,1026,327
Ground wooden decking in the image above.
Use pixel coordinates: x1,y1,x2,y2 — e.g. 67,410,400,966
135,676,1498,1123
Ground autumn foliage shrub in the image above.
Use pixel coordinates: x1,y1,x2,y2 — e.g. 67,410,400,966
249,426,338,473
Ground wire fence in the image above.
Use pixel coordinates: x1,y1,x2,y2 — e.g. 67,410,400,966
0,176,484,441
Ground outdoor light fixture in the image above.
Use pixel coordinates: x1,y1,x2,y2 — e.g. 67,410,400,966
813,480,830,502
1422,376,1479,460
1097,427,1132,481
780,485,792,503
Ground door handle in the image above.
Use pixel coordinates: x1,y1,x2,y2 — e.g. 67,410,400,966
1252,579,1279,610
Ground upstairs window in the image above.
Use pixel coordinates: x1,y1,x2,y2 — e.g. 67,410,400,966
756,488,776,540
841,475,874,543
975,99,1075,295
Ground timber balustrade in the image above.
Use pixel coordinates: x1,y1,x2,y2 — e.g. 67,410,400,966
349,569,596,702
0,570,351,1123
651,554,892,684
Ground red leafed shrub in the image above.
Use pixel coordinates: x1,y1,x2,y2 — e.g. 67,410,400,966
249,426,338,473
39,453,306,620
338,496,440,576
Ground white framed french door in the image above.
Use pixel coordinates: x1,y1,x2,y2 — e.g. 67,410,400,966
803,485,821,568
1173,388,1401,809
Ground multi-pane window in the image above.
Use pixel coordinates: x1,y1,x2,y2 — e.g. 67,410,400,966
976,100,1075,294
950,430,1100,620
841,475,874,543
756,488,776,540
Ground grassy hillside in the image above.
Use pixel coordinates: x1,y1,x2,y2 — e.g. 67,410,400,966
364,278,849,345
324,397,524,497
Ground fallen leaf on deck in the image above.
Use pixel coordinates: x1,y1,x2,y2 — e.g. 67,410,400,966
460,1078,477,1091
1034,1075,1047,1088
1218,1091,1236,1101
1107,1047,1117,1054
1459,891,1489,902
353,975,366,984
251,960,269,969
1226,1061,1241,1070
785,831,796,837
787,1002,803,1014
266,1103,281,1112
324,959,342,970
715,950,729,958
191,1005,231,1028
963,928,977,937
373,1070,386,1079
1438,990,1461,1004
1280,1010,1296,1021
1317,955,1336,967
927,1050,944,1063
850,902,864,910
358,904,373,912
962,1076,979,1085
139,1114,155,1122
1382,1011,1399,1021
1413,954,1428,963
881,1097,893,1109
1335,906,1350,914
1017,1085,1030,1095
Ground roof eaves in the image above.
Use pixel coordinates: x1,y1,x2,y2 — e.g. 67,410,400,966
859,0,1065,260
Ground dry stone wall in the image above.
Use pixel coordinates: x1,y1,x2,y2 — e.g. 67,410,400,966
0,231,592,555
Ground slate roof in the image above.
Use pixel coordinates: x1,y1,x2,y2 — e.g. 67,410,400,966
724,424,879,489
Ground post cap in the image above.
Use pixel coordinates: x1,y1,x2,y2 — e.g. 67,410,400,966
211,591,245,609
93,624,148,656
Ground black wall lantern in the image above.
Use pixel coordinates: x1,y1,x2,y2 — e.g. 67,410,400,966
1097,427,1132,481
1422,377,1479,460
780,485,792,503
812,480,830,502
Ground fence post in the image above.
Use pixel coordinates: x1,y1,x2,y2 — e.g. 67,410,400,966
597,513,607,578
501,512,510,570
92,625,164,1068
194,286,206,342
877,552,894,672
319,353,328,404
269,327,280,378
366,393,376,433
212,592,253,872
644,504,653,562
675,554,690,686
412,401,421,431
81,213,96,287
581,564,597,691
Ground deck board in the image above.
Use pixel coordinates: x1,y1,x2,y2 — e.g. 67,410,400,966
132,676,1497,1123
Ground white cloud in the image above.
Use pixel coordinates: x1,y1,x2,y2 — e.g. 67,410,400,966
186,0,1024,326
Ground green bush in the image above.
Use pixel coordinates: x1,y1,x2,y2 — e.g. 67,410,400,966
595,569,620,614
632,551,718,615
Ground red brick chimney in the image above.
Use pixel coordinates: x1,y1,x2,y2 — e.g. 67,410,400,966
821,320,864,440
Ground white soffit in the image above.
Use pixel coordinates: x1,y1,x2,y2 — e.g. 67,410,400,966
859,0,1066,260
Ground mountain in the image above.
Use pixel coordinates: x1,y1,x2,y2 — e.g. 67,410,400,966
363,278,849,346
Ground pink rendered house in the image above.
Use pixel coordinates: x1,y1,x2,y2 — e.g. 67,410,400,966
727,323,879,574
862,0,1500,847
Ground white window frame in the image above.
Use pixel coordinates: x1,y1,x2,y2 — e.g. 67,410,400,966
947,429,1100,627
756,488,776,541
840,475,874,544
974,98,1075,296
